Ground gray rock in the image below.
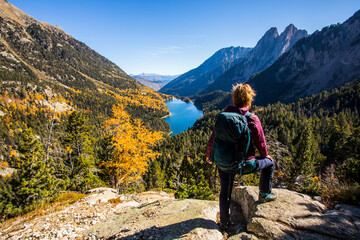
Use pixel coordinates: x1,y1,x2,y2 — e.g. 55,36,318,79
228,232,259,240
336,204,360,219
87,199,222,239
0,167,16,177
85,187,117,194
231,186,360,239
313,196,322,202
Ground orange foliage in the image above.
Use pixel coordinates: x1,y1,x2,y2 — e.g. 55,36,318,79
105,88,169,114
9,149,17,158
0,91,71,133
0,161,8,170
102,104,163,187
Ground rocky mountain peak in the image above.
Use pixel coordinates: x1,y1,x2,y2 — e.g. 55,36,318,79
282,23,296,40
281,23,308,40
246,9,360,106
283,23,295,33
199,24,307,94
258,27,279,44
254,24,307,54
249,24,307,64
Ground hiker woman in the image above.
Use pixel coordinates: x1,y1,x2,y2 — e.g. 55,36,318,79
206,83,277,231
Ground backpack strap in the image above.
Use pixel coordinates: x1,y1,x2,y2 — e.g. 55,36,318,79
240,112,253,176
244,112,254,118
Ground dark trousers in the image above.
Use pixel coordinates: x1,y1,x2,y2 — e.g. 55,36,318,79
218,158,274,225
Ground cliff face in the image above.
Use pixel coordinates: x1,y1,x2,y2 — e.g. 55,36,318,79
247,10,360,106
201,24,308,94
160,46,252,97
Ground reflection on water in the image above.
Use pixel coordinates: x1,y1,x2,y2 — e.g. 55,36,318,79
164,99,203,136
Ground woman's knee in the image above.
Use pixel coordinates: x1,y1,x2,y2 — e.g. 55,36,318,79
257,158,274,170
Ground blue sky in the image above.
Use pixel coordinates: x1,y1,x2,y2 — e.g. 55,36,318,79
8,0,360,75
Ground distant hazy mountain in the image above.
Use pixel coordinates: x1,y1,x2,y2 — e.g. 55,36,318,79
130,73,179,91
201,24,308,94
159,46,252,97
247,9,360,106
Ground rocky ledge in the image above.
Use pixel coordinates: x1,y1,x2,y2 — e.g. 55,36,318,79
230,186,360,239
87,198,221,239
1,187,359,239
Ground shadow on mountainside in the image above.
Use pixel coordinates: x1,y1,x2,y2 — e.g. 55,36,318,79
107,218,219,240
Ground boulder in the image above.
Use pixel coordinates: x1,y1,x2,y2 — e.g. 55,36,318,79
231,186,360,239
86,187,117,194
83,189,119,205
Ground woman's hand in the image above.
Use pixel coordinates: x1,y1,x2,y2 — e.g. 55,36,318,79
206,157,213,164
266,155,274,161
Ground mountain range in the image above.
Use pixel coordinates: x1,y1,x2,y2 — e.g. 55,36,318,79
130,73,179,91
201,24,308,94
247,10,360,106
159,46,252,96
179,10,360,111
160,24,307,97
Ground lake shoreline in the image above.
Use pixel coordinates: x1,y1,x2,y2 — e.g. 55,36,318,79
161,113,172,119
164,99,203,136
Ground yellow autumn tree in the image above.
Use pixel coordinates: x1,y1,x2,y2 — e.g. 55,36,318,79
102,104,163,191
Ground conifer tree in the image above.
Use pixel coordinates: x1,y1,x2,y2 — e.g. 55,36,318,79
63,111,102,192
13,129,60,211
0,175,17,218
145,160,165,190
338,127,360,183
98,133,117,187
290,125,324,181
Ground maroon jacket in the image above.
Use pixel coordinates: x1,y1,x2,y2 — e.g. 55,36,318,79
206,105,268,160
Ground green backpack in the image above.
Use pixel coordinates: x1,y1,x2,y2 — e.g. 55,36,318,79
210,111,253,174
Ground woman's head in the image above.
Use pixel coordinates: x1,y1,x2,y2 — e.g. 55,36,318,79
232,84,256,107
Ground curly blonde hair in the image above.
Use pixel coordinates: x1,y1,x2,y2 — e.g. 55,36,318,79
232,84,256,107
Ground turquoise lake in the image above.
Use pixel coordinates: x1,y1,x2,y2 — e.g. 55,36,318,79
164,99,203,136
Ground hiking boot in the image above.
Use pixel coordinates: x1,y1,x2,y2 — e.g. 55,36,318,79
259,192,277,203
218,222,229,232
